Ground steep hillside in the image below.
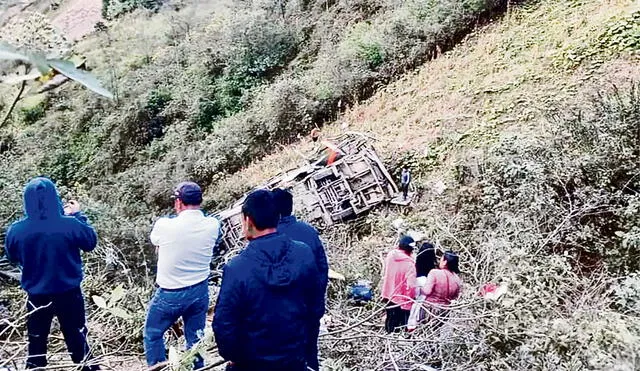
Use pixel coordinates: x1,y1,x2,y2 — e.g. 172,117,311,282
0,0,510,267
0,0,639,369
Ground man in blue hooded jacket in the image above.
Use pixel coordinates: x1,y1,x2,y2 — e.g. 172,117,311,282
4,177,99,370
272,188,328,370
213,189,323,371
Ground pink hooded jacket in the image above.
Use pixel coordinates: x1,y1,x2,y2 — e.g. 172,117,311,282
381,249,416,310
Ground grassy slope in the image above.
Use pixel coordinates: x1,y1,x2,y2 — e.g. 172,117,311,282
225,0,639,190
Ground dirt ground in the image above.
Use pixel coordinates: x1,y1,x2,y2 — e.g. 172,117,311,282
0,0,102,41
51,0,103,41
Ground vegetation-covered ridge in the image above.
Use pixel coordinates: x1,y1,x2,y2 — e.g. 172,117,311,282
1,0,515,264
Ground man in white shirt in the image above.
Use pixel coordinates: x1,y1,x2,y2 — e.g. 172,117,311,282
144,182,220,370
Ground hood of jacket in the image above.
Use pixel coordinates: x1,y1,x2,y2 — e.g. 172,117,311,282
243,232,302,288
390,248,414,263
23,177,63,220
279,215,297,226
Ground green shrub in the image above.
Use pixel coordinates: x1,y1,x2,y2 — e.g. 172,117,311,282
344,22,385,68
103,0,165,19
19,105,46,126
465,83,640,273
18,94,48,126
145,88,172,115
555,10,640,69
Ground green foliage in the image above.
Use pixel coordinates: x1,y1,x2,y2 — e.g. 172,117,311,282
213,17,300,115
598,10,640,53
145,88,172,115
103,0,165,19
344,22,385,68
19,103,45,125
471,83,640,273
555,10,640,69
613,273,640,315
92,284,133,320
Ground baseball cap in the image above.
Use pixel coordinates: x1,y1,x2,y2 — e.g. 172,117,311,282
172,181,203,206
398,235,416,249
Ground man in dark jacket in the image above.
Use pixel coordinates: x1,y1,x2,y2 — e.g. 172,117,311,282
272,188,328,371
4,177,99,370
213,189,323,371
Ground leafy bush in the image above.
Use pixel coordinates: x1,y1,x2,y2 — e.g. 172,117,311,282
102,0,165,19
145,88,172,115
468,84,640,273
19,104,45,126
555,9,640,69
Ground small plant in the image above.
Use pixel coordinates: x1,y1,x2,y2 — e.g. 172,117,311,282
554,10,640,69
19,99,46,125
146,88,172,115
92,284,133,320
344,22,385,69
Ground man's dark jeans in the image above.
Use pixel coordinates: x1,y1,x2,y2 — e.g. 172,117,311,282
144,279,209,370
402,184,409,200
26,287,98,370
305,320,320,371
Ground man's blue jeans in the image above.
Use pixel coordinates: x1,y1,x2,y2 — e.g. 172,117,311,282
144,280,209,369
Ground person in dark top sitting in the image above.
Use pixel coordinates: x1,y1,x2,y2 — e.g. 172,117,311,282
272,188,328,371
213,189,323,371
4,177,99,371
416,242,437,278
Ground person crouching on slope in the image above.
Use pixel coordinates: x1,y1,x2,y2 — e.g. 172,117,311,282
272,188,328,371
4,177,99,370
381,236,417,333
144,182,221,370
213,190,323,371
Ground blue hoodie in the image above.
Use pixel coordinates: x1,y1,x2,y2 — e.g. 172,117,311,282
4,177,97,295
213,232,322,370
278,215,329,301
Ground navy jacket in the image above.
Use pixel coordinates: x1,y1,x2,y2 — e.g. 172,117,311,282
278,215,329,296
213,232,322,369
4,178,97,295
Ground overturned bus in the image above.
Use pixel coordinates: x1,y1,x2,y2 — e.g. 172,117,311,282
213,132,401,262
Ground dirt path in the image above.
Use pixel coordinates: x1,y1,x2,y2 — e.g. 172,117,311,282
51,0,103,41
0,0,50,27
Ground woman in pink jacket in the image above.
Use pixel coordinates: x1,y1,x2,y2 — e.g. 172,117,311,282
423,251,462,305
381,236,417,333
416,251,462,328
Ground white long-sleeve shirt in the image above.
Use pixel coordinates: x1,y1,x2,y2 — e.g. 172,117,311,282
150,209,220,289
